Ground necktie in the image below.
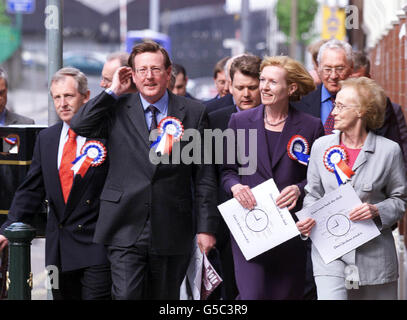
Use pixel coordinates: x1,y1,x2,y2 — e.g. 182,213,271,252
148,105,158,132
323,96,336,135
59,128,77,203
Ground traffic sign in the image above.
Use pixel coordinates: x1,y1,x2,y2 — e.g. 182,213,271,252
6,0,35,14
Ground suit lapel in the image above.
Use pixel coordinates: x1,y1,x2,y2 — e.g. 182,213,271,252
302,85,322,118
125,93,151,149
351,131,375,173
44,123,66,216
271,106,303,169
167,91,186,123
62,138,102,219
249,105,273,177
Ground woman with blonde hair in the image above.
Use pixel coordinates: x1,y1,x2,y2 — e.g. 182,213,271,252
221,56,324,299
297,77,407,299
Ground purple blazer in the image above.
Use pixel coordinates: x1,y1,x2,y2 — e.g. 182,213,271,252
220,104,324,300
222,104,324,213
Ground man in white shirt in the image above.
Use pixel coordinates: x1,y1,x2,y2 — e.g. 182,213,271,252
0,67,111,300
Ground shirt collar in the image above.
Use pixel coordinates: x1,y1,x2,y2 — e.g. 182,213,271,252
321,84,334,103
61,121,71,138
140,90,169,115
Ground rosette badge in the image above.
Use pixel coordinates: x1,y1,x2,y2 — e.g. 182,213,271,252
323,145,355,186
287,135,310,166
71,141,107,177
151,116,184,155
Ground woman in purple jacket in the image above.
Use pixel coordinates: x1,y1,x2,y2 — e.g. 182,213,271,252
221,56,324,299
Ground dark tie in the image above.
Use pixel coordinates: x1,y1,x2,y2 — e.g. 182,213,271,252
148,105,158,132
59,128,77,203
323,96,336,135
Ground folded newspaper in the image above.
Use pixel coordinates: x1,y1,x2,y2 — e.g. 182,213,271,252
180,237,222,300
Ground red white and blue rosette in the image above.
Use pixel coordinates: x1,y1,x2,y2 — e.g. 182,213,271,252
71,140,107,177
323,145,355,186
4,137,17,145
287,135,310,166
150,116,184,155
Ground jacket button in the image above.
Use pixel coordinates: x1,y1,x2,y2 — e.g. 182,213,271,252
59,224,63,229
78,225,82,229
86,200,91,205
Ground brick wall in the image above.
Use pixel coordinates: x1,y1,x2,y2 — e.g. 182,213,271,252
369,17,407,119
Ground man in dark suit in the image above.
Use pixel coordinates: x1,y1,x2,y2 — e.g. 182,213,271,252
203,56,230,106
0,68,34,126
171,63,197,100
70,40,218,300
0,67,111,300
293,39,401,145
204,55,240,114
208,54,262,300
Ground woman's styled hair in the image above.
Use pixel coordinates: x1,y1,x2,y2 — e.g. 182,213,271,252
260,56,316,101
339,77,386,130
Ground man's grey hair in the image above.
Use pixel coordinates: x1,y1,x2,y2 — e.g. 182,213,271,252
106,51,130,67
0,67,8,88
51,67,88,96
317,39,353,67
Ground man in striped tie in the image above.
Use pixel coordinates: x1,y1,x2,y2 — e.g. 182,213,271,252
0,67,111,300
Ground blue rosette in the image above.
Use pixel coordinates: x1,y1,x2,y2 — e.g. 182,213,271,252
287,135,310,166
151,116,184,155
72,140,107,177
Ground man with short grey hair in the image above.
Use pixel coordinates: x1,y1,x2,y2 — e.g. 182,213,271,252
294,39,401,145
294,39,353,134
0,68,34,126
0,67,112,300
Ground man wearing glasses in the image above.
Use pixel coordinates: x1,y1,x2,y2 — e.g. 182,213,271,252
294,39,353,135
294,39,400,144
71,40,218,300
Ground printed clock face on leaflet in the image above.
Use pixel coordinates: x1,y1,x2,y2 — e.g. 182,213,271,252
326,214,351,237
245,208,269,232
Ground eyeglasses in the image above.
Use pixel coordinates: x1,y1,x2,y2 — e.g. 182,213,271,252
135,67,163,77
332,102,353,112
321,66,348,76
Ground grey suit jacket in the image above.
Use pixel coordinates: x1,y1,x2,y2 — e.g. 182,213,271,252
4,109,35,125
304,131,407,285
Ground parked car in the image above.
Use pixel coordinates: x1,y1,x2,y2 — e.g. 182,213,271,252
63,51,107,75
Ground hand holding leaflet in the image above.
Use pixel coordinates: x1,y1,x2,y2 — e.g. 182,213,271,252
296,183,380,264
218,178,300,260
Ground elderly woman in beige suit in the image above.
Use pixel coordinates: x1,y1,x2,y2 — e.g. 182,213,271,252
297,77,407,300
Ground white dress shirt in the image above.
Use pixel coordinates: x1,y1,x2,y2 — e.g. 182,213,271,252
57,122,86,174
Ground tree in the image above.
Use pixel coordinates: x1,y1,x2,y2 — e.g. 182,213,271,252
0,0,11,25
277,0,318,56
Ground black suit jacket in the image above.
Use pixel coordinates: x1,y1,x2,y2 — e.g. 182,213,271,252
205,94,234,114
293,84,402,147
70,90,218,255
208,104,237,246
0,123,109,272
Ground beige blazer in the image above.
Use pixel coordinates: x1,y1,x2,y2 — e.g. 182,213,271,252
304,131,407,285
